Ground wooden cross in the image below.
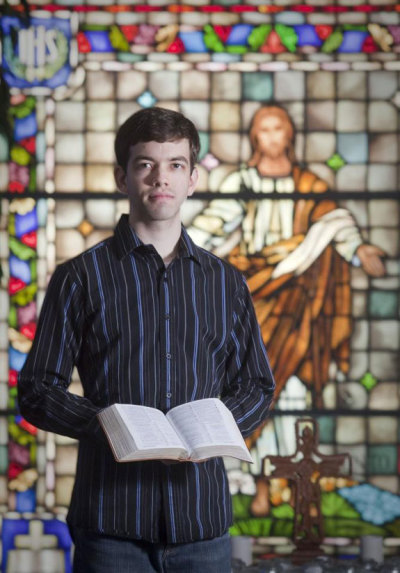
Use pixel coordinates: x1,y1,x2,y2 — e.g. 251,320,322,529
261,418,352,564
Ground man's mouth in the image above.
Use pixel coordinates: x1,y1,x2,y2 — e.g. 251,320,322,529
149,192,174,201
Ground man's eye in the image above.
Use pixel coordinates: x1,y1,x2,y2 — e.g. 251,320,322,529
172,163,183,169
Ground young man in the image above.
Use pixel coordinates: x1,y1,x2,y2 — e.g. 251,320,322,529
18,107,275,573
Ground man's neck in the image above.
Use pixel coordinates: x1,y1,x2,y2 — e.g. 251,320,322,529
129,217,181,265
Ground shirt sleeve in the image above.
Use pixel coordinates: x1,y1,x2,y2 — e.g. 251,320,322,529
221,275,275,438
17,264,103,442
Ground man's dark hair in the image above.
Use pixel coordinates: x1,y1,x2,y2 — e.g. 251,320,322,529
115,107,200,173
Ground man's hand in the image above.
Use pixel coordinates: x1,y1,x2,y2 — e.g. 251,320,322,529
356,244,386,277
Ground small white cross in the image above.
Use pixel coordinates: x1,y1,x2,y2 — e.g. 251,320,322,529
14,520,58,551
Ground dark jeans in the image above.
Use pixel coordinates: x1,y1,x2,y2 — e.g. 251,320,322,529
70,527,232,573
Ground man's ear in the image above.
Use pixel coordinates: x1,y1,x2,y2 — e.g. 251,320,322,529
187,167,199,197
114,165,127,194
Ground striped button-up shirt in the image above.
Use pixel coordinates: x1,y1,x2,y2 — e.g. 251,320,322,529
18,214,275,544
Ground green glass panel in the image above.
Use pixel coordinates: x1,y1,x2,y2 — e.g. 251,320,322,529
198,132,209,161
8,387,17,409
324,517,385,537
9,237,36,260
317,416,335,444
11,284,37,306
271,503,294,519
387,519,400,537
30,259,37,282
8,304,17,329
232,494,252,520
227,46,248,54
360,372,378,392
0,133,9,161
10,96,35,119
8,213,15,236
271,518,293,537
321,492,359,518
242,73,273,101
28,166,37,191
322,30,344,54
11,146,31,166
109,25,129,52
248,25,271,52
276,24,298,53
327,153,346,171
367,445,397,475
0,445,7,474
9,421,35,446
117,53,145,63
369,291,398,318
204,26,225,52
30,441,37,465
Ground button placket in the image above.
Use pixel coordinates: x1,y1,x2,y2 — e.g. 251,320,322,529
162,272,172,409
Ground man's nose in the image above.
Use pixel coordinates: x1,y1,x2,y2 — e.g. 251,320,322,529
151,165,168,186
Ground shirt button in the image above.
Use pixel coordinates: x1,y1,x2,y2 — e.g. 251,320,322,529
166,392,172,399
165,314,170,320
166,353,172,359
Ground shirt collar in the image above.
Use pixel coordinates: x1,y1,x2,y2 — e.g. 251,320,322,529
114,214,202,266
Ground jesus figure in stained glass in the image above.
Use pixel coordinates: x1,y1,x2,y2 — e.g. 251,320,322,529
188,105,385,466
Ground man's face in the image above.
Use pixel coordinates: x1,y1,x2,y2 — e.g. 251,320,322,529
255,115,289,159
115,139,198,226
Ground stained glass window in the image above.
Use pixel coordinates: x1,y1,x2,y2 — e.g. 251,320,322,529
1,0,399,569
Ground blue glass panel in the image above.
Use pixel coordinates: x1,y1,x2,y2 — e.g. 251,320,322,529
294,25,322,47
179,31,207,53
36,132,46,162
36,199,48,226
337,133,368,163
9,348,27,372
338,31,369,53
137,91,157,108
86,30,113,52
339,484,400,525
16,489,36,513
44,520,73,549
226,25,253,46
15,210,38,237
14,114,37,142
10,256,31,284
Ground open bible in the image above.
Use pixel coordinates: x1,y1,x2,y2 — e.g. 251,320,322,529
97,398,253,463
